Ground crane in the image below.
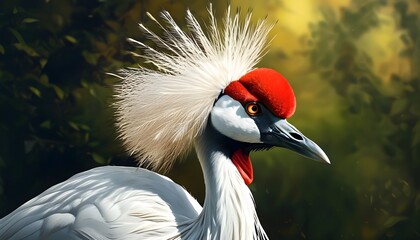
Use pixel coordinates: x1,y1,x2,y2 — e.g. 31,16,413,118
0,5,329,240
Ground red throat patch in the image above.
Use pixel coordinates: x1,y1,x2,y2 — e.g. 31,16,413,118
231,149,253,185
224,68,296,119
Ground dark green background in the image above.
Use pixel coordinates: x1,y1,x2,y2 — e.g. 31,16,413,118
0,0,419,239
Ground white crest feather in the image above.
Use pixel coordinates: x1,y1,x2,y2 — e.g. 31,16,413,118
114,5,273,171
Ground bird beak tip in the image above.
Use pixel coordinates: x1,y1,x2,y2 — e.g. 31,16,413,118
319,151,331,164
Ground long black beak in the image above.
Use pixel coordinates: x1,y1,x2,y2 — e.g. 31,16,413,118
260,119,330,164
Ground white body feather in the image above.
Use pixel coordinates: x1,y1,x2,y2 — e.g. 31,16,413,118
0,138,267,239
0,166,201,239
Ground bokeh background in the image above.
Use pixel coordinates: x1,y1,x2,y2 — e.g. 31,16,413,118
1,0,419,239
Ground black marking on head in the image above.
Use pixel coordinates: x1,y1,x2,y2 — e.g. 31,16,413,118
213,90,224,106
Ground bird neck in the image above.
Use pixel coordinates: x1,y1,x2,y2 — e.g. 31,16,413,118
183,121,267,239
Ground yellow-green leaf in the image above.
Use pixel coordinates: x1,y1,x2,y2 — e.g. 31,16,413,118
40,59,48,68
53,85,65,100
82,51,100,65
92,153,106,164
81,81,89,88
14,43,39,57
40,121,51,128
383,216,407,228
89,88,96,97
68,121,79,131
39,74,49,86
9,28,25,44
65,35,77,44
22,18,39,24
29,86,41,97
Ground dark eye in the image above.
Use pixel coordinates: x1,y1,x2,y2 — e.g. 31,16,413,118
245,102,261,116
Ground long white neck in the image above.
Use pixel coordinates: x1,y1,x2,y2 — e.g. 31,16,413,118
179,122,268,240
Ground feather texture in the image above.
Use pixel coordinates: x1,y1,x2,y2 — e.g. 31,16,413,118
114,5,273,171
0,166,202,239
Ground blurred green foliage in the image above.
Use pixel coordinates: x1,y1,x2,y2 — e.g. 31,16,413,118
0,0,419,239
0,0,140,216
306,1,420,238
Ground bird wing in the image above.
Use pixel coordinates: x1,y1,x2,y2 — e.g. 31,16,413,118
0,166,201,240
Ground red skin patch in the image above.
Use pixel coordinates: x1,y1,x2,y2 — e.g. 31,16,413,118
224,68,296,185
231,149,253,185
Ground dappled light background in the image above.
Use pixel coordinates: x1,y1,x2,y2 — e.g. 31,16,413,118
0,0,419,239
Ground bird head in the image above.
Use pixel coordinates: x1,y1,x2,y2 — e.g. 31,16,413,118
211,68,330,185
115,6,329,176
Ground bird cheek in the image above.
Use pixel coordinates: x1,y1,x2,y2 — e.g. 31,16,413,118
211,96,260,143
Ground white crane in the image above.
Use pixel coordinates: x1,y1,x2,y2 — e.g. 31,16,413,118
0,5,329,240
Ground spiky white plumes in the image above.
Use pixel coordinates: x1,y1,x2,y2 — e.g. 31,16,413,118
115,5,273,171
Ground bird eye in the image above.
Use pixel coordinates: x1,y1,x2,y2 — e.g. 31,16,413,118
245,102,261,116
